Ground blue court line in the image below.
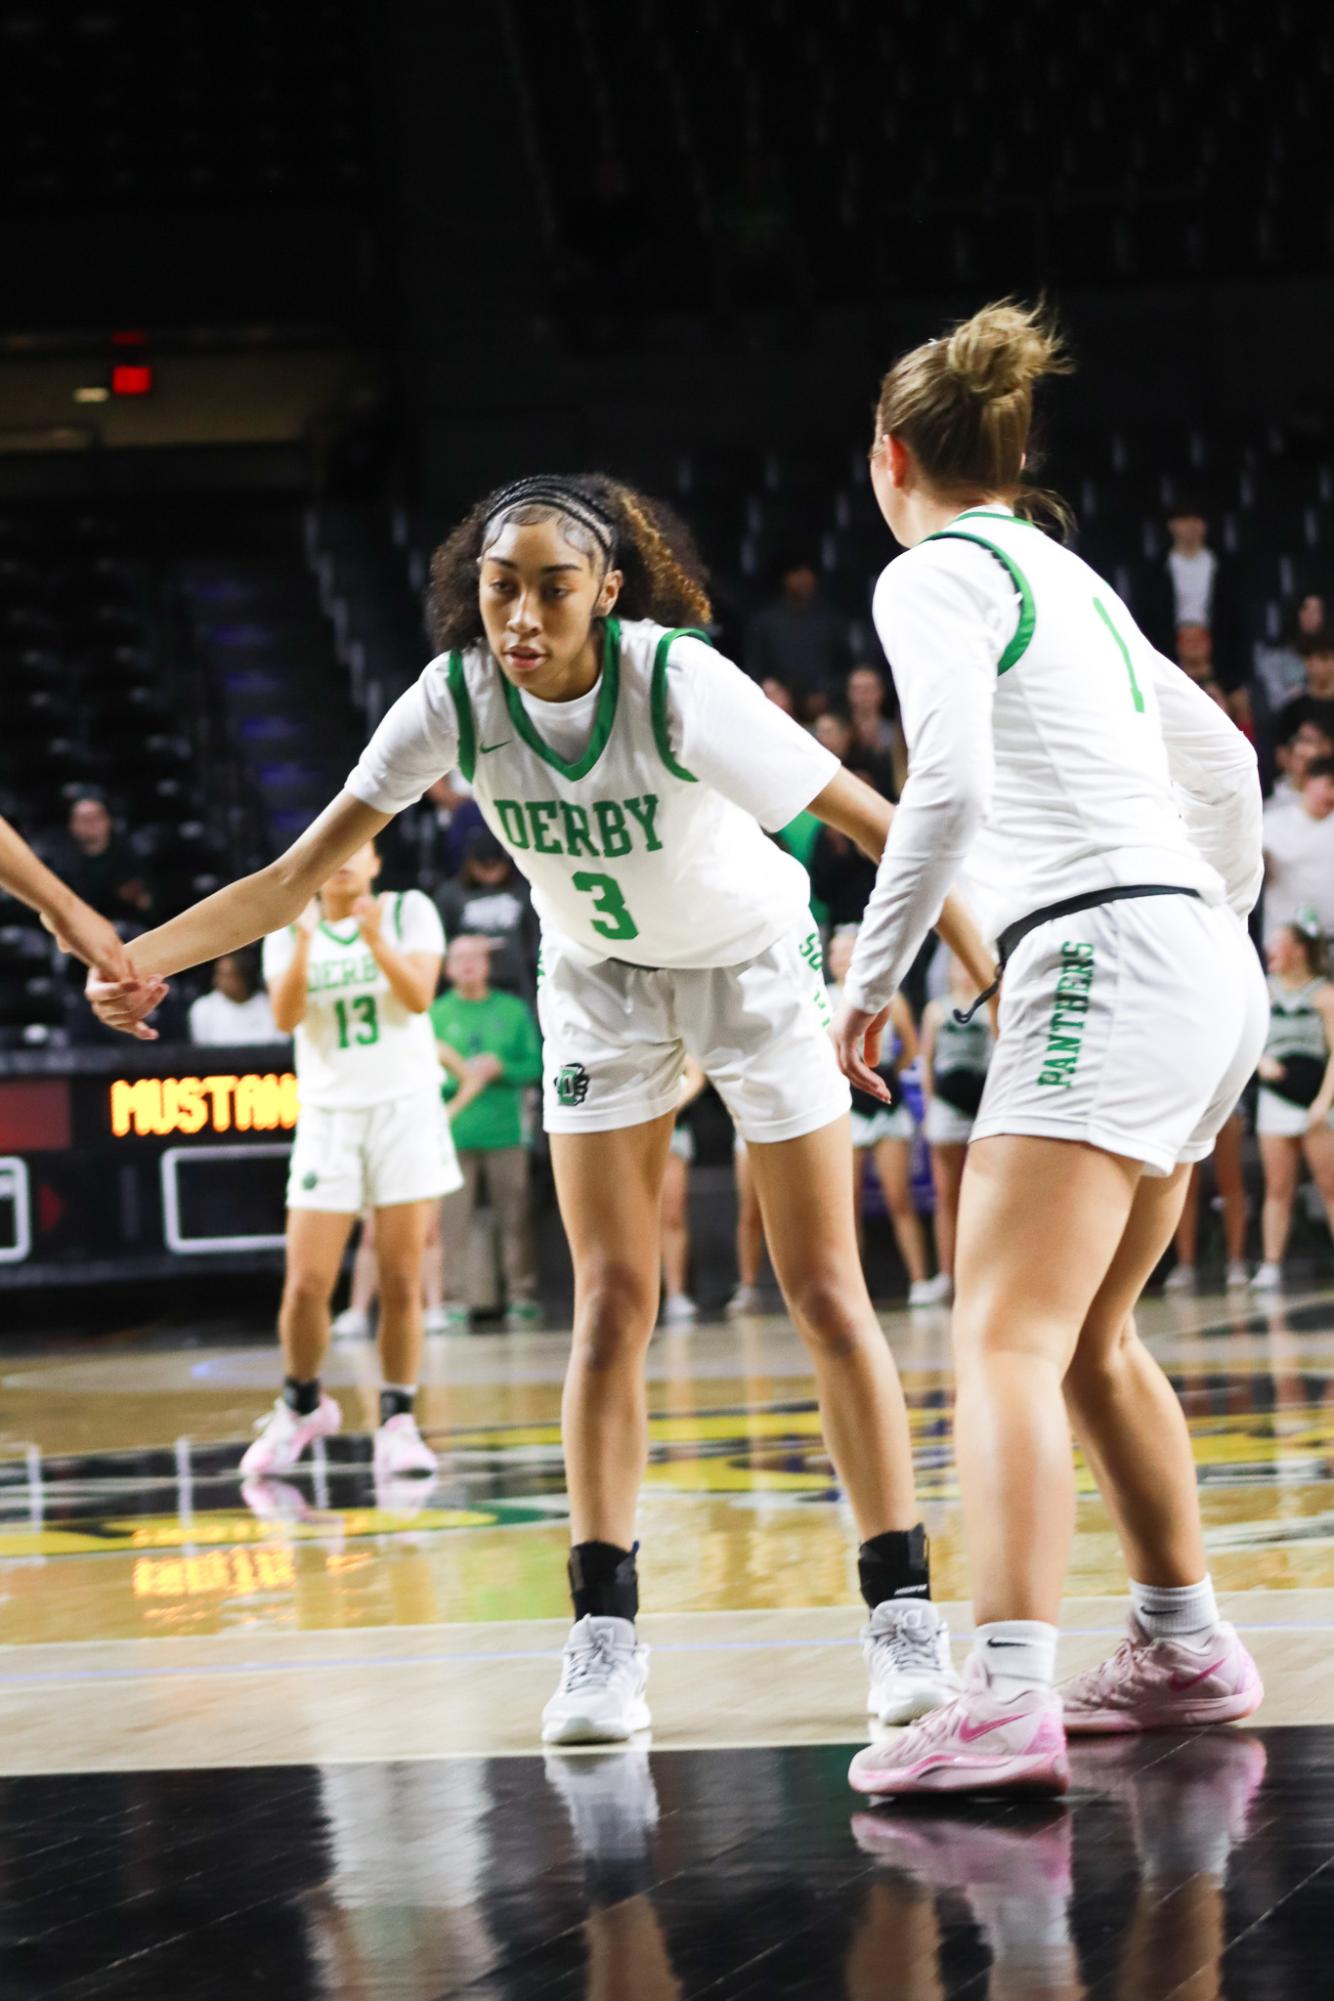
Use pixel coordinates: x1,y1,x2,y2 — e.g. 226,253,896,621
0,1619,1331,1689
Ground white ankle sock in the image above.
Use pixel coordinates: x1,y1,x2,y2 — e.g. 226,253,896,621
974,1620,1058,1699
1130,1575,1220,1645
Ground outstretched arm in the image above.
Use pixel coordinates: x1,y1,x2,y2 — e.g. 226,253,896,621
89,793,390,1038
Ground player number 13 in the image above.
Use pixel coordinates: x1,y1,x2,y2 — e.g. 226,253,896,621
334,995,380,1049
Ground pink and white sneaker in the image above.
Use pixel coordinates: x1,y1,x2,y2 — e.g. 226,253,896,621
1060,1616,1263,1734
848,1653,1069,1799
373,1412,438,1482
239,1394,341,1479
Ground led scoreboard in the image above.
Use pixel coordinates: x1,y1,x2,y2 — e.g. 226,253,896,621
0,1043,297,1285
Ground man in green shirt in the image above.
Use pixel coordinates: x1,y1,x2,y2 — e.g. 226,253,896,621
431,934,544,1328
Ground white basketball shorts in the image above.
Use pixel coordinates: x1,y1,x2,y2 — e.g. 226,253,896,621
971,895,1269,1177
286,1089,464,1212
538,920,851,1143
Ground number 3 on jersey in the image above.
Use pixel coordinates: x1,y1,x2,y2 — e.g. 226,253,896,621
334,995,380,1049
572,870,639,942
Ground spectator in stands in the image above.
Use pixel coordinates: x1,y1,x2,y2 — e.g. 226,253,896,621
1175,621,1214,684
431,934,544,1329
423,773,483,875
847,663,899,759
761,676,796,716
814,710,895,800
1263,756,1334,943
436,827,540,999
745,559,849,718
189,953,278,1045
810,818,878,928
1140,498,1247,712
1272,629,1334,748
1270,717,1334,815
1256,591,1327,713
63,794,152,926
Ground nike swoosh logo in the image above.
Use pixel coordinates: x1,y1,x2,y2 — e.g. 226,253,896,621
479,739,512,754
1168,1656,1227,1692
956,1711,1024,1744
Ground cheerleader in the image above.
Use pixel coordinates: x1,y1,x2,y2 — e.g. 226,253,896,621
920,954,994,1297
1252,914,1334,1290
826,925,944,1306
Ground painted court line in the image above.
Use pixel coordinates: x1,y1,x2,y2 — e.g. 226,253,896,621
0,1619,1332,1689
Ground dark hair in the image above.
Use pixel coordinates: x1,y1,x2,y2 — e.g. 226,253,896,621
874,297,1073,534
1288,913,1329,977
216,949,261,999
1298,629,1334,659
427,474,712,653
1304,756,1334,783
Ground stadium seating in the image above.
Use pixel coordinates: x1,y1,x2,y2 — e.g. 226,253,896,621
507,0,1327,300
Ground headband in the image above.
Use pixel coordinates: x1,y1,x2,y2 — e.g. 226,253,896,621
483,477,618,559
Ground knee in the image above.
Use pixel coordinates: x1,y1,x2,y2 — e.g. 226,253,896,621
574,1263,658,1369
1065,1316,1137,1405
786,1270,867,1358
282,1265,334,1312
377,1262,419,1314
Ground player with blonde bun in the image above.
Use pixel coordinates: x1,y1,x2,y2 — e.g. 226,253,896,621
841,300,1269,1798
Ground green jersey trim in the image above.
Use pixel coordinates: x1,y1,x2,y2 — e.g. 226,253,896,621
500,617,621,780
393,890,404,938
921,529,1036,676
951,507,1036,529
447,653,477,782
318,916,361,945
650,626,712,782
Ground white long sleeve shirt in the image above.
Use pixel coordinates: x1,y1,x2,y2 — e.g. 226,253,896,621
845,509,1262,1014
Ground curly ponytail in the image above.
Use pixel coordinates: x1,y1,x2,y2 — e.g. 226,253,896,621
600,480,713,628
427,473,712,652
875,297,1074,533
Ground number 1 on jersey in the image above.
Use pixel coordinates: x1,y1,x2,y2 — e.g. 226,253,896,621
572,870,640,942
1093,596,1145,714
334,995,380,1049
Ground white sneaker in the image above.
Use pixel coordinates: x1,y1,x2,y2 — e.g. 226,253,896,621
1250,1262,1283,1292
544,1744,660,1864
1163,1263,1196,1294
863,1599,961,1725
724,1283,763,1318
422,1305,450,1335
1226,1261,1250,1289
331,1306,371,1341
239,1394,341,1479
541,1615,652,1744
661,1292,698,1327
908,1276,951,1308
373,1412,438,1481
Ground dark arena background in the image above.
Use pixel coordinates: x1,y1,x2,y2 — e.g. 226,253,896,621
1,3,1333,1996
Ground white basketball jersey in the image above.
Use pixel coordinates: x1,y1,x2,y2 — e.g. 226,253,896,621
444,618,818,968
261,889,444,1110
896,508,1219,941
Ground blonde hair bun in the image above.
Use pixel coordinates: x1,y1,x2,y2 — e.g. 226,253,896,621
943,298,1069,400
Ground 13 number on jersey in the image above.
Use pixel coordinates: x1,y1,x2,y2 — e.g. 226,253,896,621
333,996,380,1049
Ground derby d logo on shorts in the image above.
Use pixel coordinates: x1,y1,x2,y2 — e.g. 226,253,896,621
555,1062,590,1107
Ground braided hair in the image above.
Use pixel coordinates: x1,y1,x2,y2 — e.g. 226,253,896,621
427,473,712,652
